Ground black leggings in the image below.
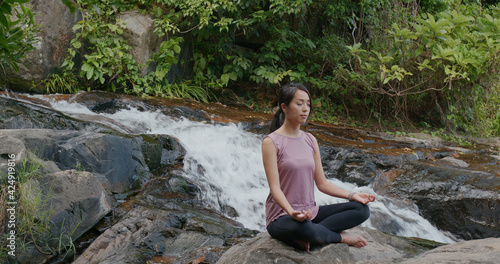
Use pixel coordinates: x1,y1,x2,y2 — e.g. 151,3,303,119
267,202,370,245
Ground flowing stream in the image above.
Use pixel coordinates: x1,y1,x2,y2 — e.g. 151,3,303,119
5,93,457,243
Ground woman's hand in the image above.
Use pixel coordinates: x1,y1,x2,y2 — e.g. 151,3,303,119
352,193,376,205
290,209,312,222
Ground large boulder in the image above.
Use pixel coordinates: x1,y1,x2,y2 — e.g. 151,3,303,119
0,129,186,194
217,231,500,264
117,10,194,81
5,169,115,264
401,237,500,264
118,11,162,76
372,161,500,240
0,96,116,132
39,170,115,243
217,227,439,264
1,0,82,93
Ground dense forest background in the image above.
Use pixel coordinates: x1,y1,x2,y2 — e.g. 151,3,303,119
1,0,499,139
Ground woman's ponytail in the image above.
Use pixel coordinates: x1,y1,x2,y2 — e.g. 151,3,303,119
270,108,284,133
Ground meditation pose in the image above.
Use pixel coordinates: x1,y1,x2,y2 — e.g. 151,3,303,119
262,83,376,251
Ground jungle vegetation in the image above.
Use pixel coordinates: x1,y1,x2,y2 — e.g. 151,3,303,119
1,0,499,137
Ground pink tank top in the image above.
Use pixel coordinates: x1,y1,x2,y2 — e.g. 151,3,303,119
265,131,319,227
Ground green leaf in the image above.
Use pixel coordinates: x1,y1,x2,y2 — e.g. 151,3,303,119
71,40,81,49
174,45,181,54
0,13,8,28
221,73,230,84
229,72,237,81
107,24,118,32
81,62,91,72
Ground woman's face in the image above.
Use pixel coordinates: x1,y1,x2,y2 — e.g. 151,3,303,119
282,89,311,125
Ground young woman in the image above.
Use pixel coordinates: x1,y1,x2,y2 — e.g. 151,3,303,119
262,83,376,251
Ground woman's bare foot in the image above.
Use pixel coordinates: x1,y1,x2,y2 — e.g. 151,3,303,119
293,239,311,251
340,233,368,248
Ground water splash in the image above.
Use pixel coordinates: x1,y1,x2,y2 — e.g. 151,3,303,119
12,95,457,243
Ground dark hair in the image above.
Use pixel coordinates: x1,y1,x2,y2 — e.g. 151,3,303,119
270,83,312,132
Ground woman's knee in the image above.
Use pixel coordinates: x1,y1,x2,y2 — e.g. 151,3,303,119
357,203,370,221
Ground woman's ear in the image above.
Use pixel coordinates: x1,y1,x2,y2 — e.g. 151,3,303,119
280,103,287,113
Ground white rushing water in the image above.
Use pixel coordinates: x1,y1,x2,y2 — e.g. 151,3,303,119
8,94,457,243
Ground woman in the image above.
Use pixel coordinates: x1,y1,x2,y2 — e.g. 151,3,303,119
262,83,375,251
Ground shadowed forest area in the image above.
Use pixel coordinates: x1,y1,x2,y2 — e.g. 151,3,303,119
1,0,499,139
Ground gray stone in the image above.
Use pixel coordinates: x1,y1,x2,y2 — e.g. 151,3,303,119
117,10,194,81
442,156,470,168
0,135,26,171
13,169,115,264
73,204,248,264
217,227,434,264
39,170,115,246
1,0,82,92
54,131,151,193
373,161,500,240
401,237,500,264
0,129,157,193
218,229,500,264
118,10,162,76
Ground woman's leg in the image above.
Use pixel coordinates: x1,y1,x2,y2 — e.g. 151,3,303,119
313,202,370,233
267,215,342,245
267,203,370,249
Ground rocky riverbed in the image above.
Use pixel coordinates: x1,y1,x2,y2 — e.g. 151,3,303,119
0,91,499,263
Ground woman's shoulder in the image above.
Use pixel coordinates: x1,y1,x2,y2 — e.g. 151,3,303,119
302,131,317,141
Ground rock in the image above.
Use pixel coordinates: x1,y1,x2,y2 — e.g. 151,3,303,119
217,227,436,264
72,171,256,264
118,11,162,76
0,129,186,194
73,204,253,264
14,170,115,264
0,135,26,171
403,133,445,148
1,0,82,93
218,230,500,264
40,170,115,245
401,237,500,264
54,131,151,193
373,161,500,240
67,90,212,122
441,156,470,168
0,96,116,132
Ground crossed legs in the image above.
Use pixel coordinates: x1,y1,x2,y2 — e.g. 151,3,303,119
267,202,370,250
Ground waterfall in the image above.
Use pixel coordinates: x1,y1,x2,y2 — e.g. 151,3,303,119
10,94,457,244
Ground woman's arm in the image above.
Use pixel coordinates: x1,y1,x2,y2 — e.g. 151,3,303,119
312,136,375,204
262,137,312,221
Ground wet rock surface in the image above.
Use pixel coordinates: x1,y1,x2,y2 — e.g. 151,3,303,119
0,96,115,132
73,176,257,264
0,129,162,193
373,161,500,240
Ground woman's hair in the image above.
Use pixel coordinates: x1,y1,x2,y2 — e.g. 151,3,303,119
270,83,312,132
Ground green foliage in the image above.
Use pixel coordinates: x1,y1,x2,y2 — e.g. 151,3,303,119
0,0,39,75
51,0,498,136
62,2,139,90
43,71,80,94
346,2,500,136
